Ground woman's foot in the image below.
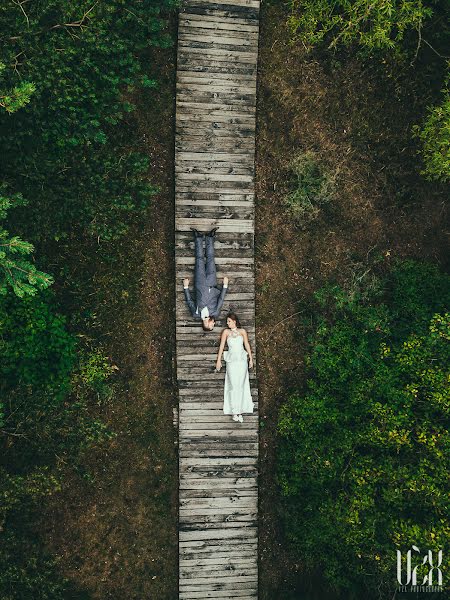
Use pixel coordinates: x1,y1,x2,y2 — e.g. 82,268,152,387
232,414,239,422
237,414,244,423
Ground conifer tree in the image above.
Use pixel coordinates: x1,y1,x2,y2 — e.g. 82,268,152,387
0,67,53,297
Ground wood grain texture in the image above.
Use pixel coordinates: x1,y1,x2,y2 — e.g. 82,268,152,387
176,0,260,596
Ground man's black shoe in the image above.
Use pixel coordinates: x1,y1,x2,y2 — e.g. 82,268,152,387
208,227,219,237
190,227,203,238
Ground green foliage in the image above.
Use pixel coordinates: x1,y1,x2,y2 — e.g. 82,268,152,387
277,259,450,596
72,348,118,403
0,0,177,241
287,0,433,55
413,65,450,182
0,289,76,409
0,467,61,531
284,151,335,227
0,61,36,113
0,184,54,297
0,287,116,459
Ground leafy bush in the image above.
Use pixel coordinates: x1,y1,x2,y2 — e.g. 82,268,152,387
287,0,433,55
277,259,450,596
284,151,335,227
0,289,76,409
413,65,450,182
72,348,118,403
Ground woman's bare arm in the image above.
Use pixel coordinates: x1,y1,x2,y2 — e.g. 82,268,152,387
216,329,228,370
242,329,254,368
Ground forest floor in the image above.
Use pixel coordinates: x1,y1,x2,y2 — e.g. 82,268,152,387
255,3,448,599
35,21,180,600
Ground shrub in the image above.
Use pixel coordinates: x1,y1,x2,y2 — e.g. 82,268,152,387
413,66,450,182
287,0,433,55
72,348,118,403
277,259,450,596
284,151,335,227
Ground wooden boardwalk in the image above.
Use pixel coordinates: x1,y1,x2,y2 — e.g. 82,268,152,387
175,0,260,598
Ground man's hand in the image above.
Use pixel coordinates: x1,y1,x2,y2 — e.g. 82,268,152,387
183,278,189,287
223,276,229,286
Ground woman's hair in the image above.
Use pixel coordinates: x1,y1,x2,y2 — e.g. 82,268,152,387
226,312,241,328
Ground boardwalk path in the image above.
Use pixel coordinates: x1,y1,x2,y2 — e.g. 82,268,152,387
175,0,260,598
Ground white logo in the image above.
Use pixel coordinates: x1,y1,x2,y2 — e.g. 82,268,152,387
397,545,443,592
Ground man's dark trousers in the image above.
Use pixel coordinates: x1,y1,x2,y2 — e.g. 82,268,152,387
195,234,217,290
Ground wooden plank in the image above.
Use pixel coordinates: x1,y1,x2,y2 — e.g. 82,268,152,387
178,21,259,35
179,526,257,540
179,14,259,31
181,588,257,596
183,0,260,8
177,48,258,61
179,577,257,588
180,478,257,489
176,151,252,159
180,557,257,567
175,169,255,178
181,490,258,500
177,71,256,84
180,541,257,554
180,5,259,20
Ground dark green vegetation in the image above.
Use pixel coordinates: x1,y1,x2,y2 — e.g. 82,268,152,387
1,1,178,598
277,260,450,597
256,1,449,598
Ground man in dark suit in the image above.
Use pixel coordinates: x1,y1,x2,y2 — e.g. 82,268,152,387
183,227,229,331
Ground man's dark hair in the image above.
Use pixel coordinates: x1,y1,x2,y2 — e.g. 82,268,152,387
202,318,214,332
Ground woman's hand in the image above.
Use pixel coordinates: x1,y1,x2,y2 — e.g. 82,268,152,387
249,357,254,369
216,359,222,371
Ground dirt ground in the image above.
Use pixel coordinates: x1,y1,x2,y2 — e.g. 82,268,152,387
255,3,448,599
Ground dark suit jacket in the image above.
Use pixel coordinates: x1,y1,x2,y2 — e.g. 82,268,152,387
184,284,228,319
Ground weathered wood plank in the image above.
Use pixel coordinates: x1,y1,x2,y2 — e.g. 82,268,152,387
180,586,258,597
177,71,257,82
181,5,259,20
179,14,259,31
180,556,257,567
180,541,257,554
177,48,258,62
183,0,260,9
